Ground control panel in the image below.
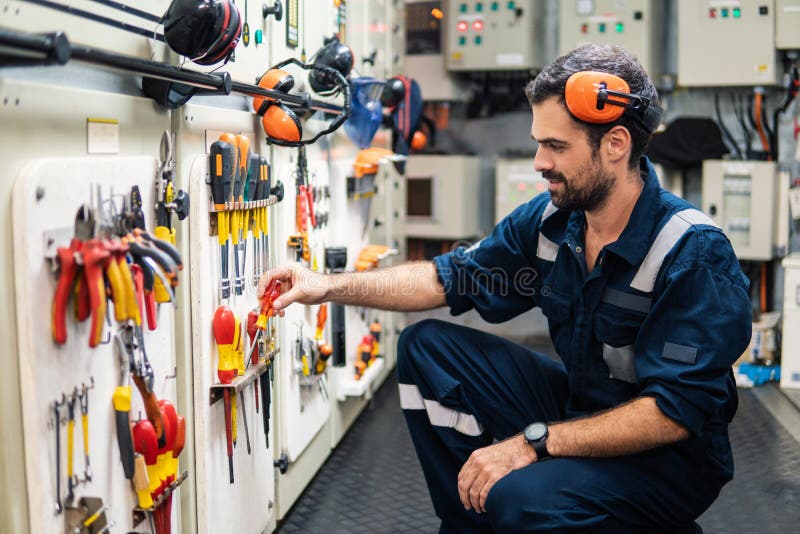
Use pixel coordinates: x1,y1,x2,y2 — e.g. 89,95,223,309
558,0,665,79
495,158,547,224
444,0,540,71
677,0,778,87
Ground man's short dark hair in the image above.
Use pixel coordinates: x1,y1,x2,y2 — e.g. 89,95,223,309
525,44,659,169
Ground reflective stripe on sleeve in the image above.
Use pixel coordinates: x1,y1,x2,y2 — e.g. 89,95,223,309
536,234,559,262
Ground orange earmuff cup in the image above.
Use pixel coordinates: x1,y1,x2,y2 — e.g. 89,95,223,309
565,71,630,124
261,105,302,143
252,69,295,113
410,130,427,151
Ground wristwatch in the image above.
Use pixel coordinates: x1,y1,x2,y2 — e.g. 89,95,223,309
523,422,551,461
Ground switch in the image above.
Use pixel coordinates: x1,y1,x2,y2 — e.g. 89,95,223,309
759,5,768,15
633,10,643,21
254,29,263,45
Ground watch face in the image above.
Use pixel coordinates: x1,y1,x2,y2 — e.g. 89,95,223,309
525,422,547,442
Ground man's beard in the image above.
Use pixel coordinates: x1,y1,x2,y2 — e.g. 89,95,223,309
543,160,614,212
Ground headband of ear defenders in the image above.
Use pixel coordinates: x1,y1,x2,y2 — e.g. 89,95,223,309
565,71,662,134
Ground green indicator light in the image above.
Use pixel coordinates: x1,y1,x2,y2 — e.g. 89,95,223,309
254,29,263,45
598,22,606,33
721,7,729,17
459,36,467,45
491,1,499,10
615,22,624,33
475,35,483,45
507,1,515,10
476,2,483,12
733,7,741,17
460,3,468,13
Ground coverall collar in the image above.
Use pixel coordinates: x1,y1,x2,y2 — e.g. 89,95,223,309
558,156,661,267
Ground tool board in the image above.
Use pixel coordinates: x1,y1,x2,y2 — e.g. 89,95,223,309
12,155,181,534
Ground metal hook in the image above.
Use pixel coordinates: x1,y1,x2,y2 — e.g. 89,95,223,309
161,366,178,396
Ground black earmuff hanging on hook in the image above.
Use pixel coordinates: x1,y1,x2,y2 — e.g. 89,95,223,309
162,0,242,66
308,38,354,95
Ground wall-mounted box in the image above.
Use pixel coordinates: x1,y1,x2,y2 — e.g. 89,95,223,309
775,0,800,49
780,254,800,389
494,157,547,224
677,0,779,87
558,0,665,79
405,155,482,239
702,159,779,261
444,0,539,71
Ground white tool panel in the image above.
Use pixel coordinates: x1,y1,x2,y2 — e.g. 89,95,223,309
177,104,276,534
12,156,179,534
558,0,665,78
444,0,539,71
677,0,779,87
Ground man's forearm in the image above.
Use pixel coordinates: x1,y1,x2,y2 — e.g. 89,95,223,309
325,261,447,312
546,396,690,458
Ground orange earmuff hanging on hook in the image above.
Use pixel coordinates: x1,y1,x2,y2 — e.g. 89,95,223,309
564,71,662,133
253,69,302,143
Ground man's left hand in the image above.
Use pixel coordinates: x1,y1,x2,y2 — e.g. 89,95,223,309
457,434,537,513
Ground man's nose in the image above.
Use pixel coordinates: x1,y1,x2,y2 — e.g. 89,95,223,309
533,148,553,173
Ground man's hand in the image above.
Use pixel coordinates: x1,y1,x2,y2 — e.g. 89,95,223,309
257,264,330,314
457,434,537,513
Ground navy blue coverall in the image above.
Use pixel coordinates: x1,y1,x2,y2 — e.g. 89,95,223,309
397,157,752,532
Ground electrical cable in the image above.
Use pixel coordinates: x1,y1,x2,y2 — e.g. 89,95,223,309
753,89,771,158
731,93,752,158
18,0,164,41
84,0,162,23
715,93,743,160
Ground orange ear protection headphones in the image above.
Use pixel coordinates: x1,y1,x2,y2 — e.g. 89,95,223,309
162,0,242,66
252,58,352,147
565,71,662,133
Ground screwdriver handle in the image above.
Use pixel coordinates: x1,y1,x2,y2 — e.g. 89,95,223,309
133,454,153,509
112,385,135,479
104,250,127,322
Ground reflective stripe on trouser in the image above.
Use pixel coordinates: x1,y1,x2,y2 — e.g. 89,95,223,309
396,319,721,533
396,319,568,533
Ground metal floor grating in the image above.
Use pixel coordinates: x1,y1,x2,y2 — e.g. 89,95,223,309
278,372,800,534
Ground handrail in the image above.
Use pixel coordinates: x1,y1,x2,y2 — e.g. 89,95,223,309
0,28,347,116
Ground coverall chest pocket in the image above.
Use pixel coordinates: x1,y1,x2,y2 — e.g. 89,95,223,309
594,302,646,384
539,289,572,356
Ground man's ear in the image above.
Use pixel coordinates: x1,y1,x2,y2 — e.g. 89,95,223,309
603,125,632,164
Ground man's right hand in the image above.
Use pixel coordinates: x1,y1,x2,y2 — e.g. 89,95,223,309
257,264,330,314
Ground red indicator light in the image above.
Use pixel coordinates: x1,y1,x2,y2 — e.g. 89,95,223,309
473,19,484,31
581,23,588,33
457,20,469,31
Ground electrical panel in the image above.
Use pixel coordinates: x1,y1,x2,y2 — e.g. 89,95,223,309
444,0,539,71
775,0,800,49
405,0,468,100
405,155,483,239
780,254,800,389
702,160,779,261
558,0,665,79
495,157,547,224
677,0,779,87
